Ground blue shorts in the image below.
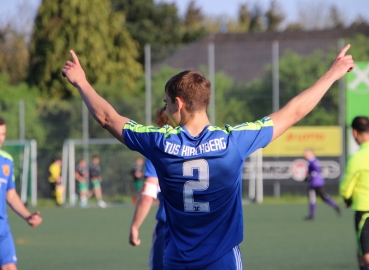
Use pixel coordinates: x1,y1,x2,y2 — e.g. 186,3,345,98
0,230,17,266
150,221,165,270
164,246,243,270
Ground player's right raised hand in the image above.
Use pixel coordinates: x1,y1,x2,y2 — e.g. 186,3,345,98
329,44,354,81
62,50,86,87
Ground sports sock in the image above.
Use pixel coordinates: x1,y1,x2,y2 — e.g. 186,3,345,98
309,203,316,218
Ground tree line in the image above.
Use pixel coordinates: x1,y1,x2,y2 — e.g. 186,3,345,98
0,0,368,195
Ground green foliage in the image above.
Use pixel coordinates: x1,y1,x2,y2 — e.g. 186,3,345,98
0,74,46,144
112,0,182,64
265,0,285,31
0,28,29,84
28,0,142,99
150,66,181,119
345,34,369,61
181,0,208,44
243,48,339,125
149,65,251,126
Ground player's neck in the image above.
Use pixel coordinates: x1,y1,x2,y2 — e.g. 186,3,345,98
183,111,210,137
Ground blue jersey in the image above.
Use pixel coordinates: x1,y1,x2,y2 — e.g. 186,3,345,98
0,149,15,237
124,117,273,268
307,157,324,187
144,159,166,223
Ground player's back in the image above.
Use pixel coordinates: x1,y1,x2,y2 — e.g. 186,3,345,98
152,123,271,268
124,118,273,268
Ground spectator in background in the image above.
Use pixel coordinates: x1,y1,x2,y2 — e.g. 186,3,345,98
340,116,369,270
0,117,42,270
129,107,169,270
48,157,64,206
130,156,144,205
303,148,341,220
89,155,106,208
75,159,88,208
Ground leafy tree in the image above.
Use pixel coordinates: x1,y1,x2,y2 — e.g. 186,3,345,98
237,4,251,32
265,0,285,31
249,4,265,32
345,34,369,61
226,4,251,33
349,15,369,28
0,74,46,144
28,0,141,99
181,0,208,43
244,49,339,125
328,6,344,29
0,28,29,85
112,0,182,64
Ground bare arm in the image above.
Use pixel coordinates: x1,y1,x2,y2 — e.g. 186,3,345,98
129,177,158,246
269,44,354,141
62,50,129,144
6,189,42,228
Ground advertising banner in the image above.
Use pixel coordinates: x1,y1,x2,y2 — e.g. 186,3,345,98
243,157,341,182
262,126,342,157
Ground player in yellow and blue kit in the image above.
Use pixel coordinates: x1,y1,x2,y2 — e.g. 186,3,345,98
62,45,354,269
340,116,369,270
0,117,42,270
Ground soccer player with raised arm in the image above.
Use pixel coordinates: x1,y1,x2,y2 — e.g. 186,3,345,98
0,117,42,270
62,45,354,269
129,107,169,270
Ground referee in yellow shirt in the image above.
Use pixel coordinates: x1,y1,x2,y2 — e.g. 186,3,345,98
340,116,369,270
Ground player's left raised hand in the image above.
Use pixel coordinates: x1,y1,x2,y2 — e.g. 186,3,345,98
329,44,354,81
26,211,42,228
62,50,86,87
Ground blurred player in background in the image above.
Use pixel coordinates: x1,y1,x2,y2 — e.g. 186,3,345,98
62,45,354,269
130,156,144,205
48,157,64,206
303,148,341,220
340,116,369,270
0,117,42,270
75,159,88,208
129,107,169,270
88,155,106,208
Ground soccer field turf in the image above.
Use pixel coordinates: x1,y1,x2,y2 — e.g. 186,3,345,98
8,202,356,270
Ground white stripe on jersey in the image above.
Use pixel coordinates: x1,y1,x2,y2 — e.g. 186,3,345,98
232,246,243,270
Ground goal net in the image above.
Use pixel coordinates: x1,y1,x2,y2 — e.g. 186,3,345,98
2,140,37,206
62,138,142,206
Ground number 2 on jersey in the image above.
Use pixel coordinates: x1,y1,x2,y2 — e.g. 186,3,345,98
183,159,210,212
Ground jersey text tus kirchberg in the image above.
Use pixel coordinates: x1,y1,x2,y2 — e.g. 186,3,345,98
164,138,226,156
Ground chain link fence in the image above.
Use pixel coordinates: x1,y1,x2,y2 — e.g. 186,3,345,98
1,37,346,201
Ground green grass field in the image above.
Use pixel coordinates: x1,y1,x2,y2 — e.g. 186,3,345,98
8,200,357,270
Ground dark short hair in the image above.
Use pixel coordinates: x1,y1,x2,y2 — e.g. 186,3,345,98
165,70,211,114
0,117,5,126
351,116,369,133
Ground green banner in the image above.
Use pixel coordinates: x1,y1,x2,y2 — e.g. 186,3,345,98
346,62,369,126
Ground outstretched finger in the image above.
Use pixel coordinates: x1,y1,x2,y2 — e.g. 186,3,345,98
337,44,351,58
70,50,80,66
